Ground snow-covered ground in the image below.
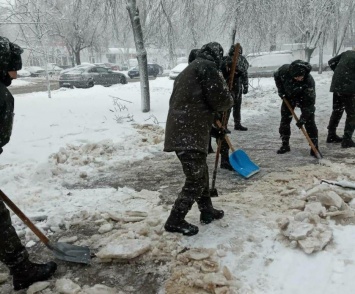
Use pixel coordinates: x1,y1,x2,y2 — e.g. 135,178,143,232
1,72,355,293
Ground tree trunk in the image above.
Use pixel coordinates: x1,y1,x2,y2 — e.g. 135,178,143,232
318,34,325,74
160,1,176,69
75,50,81,65
127,0,150,113
304,47,315,63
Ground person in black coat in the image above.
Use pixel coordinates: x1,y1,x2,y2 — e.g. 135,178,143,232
274,60,320,157
327,50,355,148
225,45,249,131
0,36,57,291
164,42,233,236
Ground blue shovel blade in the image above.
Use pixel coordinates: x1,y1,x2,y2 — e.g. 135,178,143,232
229,149,260,178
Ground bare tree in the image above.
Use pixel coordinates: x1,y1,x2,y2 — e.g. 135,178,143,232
50,0,105,65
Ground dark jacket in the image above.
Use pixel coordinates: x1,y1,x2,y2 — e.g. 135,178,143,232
274,60,316,122
164,43,233,154
220,52,249,94
0,36,22,150
329,50,355,94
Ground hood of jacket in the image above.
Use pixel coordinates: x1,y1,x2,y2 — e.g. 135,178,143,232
197,42,224,66
289,60,312,77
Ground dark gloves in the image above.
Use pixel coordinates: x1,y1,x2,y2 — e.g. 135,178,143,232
210,125,226,140
296,119,306,129
242,87,248,95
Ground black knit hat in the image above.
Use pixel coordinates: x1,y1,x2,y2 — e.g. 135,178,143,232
8,42,23,71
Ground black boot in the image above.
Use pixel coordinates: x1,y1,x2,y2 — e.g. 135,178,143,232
341,139,355,148
220,159,234,171
164,208,198,236
10,260,57,290
234,124,248,131
196,197,224,224
277,144,290,154
326,132,343,143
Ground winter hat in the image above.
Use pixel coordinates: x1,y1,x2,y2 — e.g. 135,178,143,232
188,49,200,64
289,60,311,77
7,42,23,71
228,44,243,57
198,42,224,66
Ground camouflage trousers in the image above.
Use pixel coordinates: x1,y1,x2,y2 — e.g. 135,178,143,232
173,151,210,213
0,200,28,268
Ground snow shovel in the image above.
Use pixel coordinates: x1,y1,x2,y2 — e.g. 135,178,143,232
216,120,260,178
320,179,355,190
0,190,91,264
210,43,242,197
283,98,323,160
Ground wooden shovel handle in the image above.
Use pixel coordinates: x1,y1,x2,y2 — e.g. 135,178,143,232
0,190,50,245
211,43,241,190
282,98,322,159
215,120,235,152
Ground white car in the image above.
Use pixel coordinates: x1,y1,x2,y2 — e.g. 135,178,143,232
169,63,188,80
46,64,63,75
248,52,294,78
23,66,46,77
17,69,31,77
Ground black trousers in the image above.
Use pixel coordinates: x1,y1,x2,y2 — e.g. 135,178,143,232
327,92,345,132
233,89,243,125
0,200,28,268
279,101,318,143
174,151,209,213
340,93,355,141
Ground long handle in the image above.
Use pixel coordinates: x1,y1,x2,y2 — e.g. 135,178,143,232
211,43,241,190
216,120,235,152
282,98,322,160
0,190,50,245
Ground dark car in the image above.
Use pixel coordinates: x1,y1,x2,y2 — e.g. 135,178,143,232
59,65,127,88
149,63,164,75
128,64,160,79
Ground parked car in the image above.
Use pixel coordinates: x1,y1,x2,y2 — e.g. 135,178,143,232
149,63,163,75
169,63,188,80
24,66,46,77
46,64,62,75
59,65,127,88
60,64,95,75
17,69,31,77
247,53,294,78
128,64,159,79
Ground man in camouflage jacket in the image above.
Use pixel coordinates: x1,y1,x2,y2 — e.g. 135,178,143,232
274,59,320,157
164,42,233,236
0,36,57,291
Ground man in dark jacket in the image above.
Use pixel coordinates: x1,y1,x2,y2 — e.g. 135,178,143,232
274,60,320,157
327,50,355,148
0,36,57,290
215,44,249,170
226,45,249,131
164,42,234,236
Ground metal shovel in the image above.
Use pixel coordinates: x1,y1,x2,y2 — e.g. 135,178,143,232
0,190,91,264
